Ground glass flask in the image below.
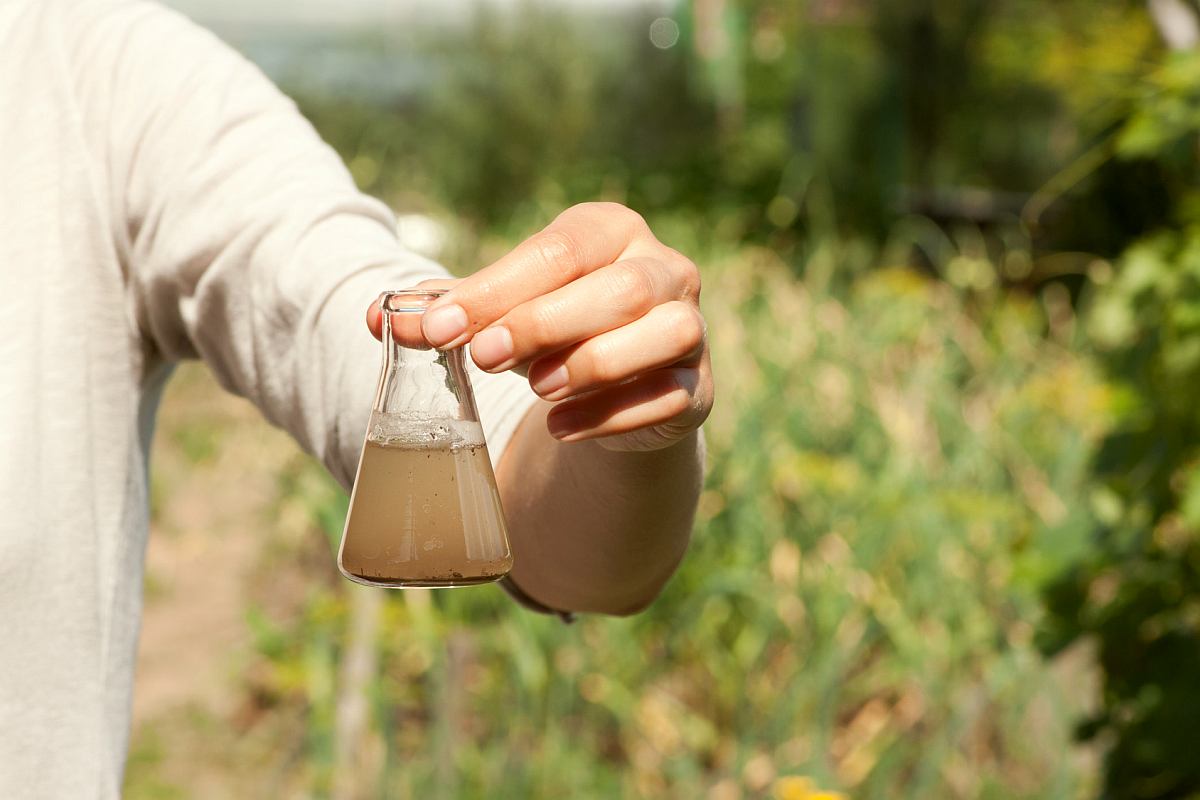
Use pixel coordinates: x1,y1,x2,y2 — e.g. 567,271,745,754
337,289,513,588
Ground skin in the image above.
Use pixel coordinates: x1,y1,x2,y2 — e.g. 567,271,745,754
366,202,713,615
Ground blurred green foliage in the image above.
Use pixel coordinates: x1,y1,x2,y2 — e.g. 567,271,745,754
1039,47,1200,800
298,0,1171,256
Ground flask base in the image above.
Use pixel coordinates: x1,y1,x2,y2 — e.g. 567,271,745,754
338,568,511,589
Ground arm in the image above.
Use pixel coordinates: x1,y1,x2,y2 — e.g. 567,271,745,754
497,403,704,615
76,2,711,614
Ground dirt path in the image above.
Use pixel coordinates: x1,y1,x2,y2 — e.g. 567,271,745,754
131,365,305,730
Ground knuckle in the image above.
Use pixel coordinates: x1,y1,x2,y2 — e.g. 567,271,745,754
569,201,647,233
667,250,701,298
617,203,648,229
666,302,705,353
609,263,657,311
587,339,621,384
522,301,564,348
685,264,702,298
570,200,612,215
533,229,585,280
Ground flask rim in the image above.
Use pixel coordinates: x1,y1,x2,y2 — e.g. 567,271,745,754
380,288,448,314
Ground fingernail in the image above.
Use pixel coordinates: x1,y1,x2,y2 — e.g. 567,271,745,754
470,326,513,369
422,303,468,347
531,365,569,398
547,411,583,440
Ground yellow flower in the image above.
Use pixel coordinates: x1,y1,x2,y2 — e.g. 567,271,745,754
771,776,848,800
772,775,815,800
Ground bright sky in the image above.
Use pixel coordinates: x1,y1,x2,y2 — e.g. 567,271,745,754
165,0,669,28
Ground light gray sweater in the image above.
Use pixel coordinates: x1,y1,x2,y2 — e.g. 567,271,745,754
0,0,535,794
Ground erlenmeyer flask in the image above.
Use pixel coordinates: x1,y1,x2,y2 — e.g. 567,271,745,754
338,289,513,588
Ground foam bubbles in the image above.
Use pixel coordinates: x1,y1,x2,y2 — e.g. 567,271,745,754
367,412,485,449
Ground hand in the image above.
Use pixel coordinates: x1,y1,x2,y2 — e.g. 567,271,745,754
367,203,713,452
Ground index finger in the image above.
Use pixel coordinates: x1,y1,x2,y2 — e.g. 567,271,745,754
421,202,654,349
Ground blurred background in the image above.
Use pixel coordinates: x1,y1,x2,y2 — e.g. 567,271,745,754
128,1,1200,798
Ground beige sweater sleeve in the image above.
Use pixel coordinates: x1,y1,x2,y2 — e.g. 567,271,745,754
65,0,536,488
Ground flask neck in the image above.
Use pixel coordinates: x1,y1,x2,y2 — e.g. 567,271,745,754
373,290,481,424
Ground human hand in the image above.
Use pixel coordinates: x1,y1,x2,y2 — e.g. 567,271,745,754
367,203,713,452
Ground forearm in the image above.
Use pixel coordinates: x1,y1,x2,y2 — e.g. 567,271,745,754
496,401,703,615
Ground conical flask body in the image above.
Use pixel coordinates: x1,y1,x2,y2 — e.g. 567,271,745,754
338,290,513,588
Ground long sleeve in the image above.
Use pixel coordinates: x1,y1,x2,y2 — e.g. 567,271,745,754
0,3,544,792
64,0,536,487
